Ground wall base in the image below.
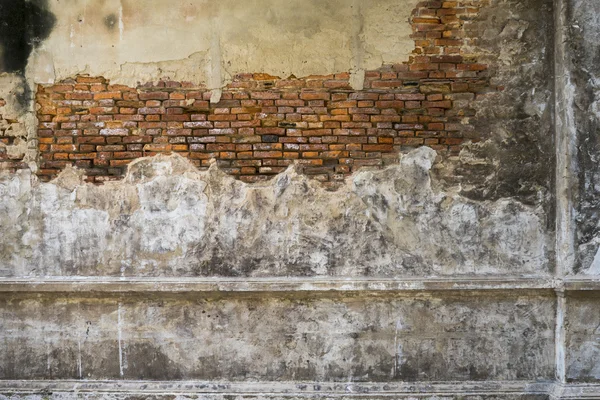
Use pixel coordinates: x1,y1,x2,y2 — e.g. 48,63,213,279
0,380,558,399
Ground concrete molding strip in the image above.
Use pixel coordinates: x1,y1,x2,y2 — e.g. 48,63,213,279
550,382,600,399
0,276,563,293
4,380,600,398
0,380,551,397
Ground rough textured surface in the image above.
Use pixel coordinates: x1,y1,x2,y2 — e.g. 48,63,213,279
0,292,554,381
563,0,600,274
31,0,498,185
565,293,600,382
433,0,555,209
0,0,55,75
33,67,494,185
32,0,418,88
0,148,550,278
1,0,600,398
0,75,35,171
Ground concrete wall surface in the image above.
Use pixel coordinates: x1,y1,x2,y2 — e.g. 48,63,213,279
0,0,598,399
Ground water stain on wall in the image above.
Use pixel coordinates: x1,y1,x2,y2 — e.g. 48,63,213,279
0,0,55,108
0,0,56,75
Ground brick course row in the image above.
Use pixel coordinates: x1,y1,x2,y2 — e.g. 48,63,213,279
34,0,496,186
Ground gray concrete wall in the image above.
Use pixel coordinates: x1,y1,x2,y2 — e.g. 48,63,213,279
0,292,555,381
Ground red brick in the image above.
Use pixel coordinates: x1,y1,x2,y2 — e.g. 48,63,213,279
139,91,169,100
100,128,129,136
254,151,282,158
50,144,76,152
114,151,142,159
68,153,97,160
94,92,122,100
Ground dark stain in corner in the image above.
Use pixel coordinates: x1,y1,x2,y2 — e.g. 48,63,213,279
104,13,118,30
0,0,55,109
0,0,56,74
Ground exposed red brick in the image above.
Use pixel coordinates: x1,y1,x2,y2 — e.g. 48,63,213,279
32,0,494,184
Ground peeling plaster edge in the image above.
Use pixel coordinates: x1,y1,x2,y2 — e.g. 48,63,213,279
0,379,553,397
24,149,551,210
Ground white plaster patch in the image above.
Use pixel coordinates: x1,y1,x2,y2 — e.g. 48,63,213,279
0,149,550,278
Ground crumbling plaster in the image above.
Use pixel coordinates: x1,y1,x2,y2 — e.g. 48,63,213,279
0,148,550,278
0,0,589,397
0,0,556,279
0,75,31,163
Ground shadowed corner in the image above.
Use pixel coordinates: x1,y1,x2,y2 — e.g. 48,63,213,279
0,0,56,106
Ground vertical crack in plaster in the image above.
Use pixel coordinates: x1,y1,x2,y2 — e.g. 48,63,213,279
77,337,83,378
393,319,402,378
46,339,51,375
118,301,125,378
555,292,567,383
209,19,223,104
118,2,124,42
349,0,365,91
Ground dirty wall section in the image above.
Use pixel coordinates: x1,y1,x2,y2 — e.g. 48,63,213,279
0,0,567,393
0,292,555,382
566,292,600,382
0,150,550,277
563,0,600,275
0,0,555,279
434,0,555,209
560,0,600,387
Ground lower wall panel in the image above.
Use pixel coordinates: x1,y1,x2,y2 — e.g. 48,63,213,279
0,292,555,382
566,292,600,382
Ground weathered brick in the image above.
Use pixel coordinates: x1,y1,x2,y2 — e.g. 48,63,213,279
139,91,169,100
254,151,282,158
100,128,129,136
36,6,490,185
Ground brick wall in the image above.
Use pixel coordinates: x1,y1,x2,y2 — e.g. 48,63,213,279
35,0,496,185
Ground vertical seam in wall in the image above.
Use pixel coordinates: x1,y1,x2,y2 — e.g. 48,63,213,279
554,0,576,386
554,0,577,278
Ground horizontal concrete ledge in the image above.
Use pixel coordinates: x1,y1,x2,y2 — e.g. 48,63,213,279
0,276,563,294
0,380,552,398
562,277,600,291
3,380,599,399
550,382,600,399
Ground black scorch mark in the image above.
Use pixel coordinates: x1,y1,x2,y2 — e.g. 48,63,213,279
0,0,56,74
